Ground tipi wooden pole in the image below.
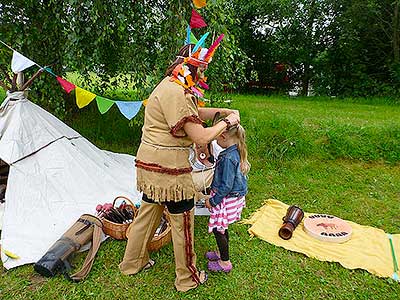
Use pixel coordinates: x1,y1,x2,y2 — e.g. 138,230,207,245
21,69,44,91
16,72,25,90
10,74,17,92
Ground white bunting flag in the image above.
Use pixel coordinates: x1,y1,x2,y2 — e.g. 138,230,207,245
11,50,36,73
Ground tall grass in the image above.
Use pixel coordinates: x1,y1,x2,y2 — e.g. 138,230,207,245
236,95,400,164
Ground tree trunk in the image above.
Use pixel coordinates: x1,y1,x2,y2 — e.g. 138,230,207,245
301,64,310,96
301,0,316,96
394,1,400,63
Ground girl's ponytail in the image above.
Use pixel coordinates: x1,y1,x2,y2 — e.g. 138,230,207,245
235,125,250,175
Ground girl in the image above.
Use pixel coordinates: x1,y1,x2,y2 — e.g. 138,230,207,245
205,124,250,273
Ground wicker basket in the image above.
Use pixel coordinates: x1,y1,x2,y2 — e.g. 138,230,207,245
102,196,138,240
148,210,172,252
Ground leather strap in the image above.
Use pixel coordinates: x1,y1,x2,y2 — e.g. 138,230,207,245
69,224,103,282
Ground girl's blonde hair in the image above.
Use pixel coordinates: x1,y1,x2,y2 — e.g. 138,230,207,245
227,124,251,175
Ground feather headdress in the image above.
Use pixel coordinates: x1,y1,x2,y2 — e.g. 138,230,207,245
170,27,224,98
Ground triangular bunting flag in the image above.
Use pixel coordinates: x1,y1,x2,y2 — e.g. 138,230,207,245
96,96,115,114
11,51,36,73
116,101,142,120
75,87,96,108
190,9,207,29
193,0,207,8
56,76,76,94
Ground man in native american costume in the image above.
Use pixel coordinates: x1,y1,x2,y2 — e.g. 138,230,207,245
119,32,240,291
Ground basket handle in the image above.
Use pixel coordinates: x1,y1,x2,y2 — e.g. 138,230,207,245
113,196,135,208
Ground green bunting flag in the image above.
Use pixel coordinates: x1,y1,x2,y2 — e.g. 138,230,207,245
96,96,115,114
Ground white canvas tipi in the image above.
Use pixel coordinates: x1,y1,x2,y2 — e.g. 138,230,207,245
0,91,141,269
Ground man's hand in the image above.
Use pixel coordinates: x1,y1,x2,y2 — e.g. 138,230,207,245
231,109,240,116
225,113,240,127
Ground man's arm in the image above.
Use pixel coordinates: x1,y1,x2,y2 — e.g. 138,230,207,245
198,107,240,121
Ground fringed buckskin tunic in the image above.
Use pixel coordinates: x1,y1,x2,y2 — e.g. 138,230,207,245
135,77,203,202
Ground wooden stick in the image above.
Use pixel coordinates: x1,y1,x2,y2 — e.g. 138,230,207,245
21,69,43,91
10,74,17,92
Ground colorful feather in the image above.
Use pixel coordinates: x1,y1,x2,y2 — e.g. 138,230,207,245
186,25,191,45
193,32,210,53
205,34,224,61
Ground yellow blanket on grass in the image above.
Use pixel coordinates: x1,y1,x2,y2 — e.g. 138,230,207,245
243,199,400,280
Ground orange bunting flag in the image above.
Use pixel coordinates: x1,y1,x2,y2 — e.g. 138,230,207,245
193,0,206,9
56,76,76,94
190,9,207,29
75,87,96,108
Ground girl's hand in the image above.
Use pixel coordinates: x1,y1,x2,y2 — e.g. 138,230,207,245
205,198,212,209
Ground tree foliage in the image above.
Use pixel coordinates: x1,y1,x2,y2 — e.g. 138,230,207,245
234,0,400,97
1,0,399,111
0,0,248,118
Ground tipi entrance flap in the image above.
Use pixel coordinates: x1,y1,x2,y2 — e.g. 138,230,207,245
0,159,8,231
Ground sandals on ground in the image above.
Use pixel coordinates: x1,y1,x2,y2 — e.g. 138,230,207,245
143,259,155,270
198,270,208,284
207,260,232,273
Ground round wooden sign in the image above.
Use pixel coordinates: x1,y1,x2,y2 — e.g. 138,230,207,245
303,214,352,243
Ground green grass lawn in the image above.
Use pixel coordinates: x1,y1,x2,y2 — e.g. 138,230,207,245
1,94,400,299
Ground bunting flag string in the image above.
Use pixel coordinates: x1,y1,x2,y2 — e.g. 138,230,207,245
0,0,213,121
0,39,143,121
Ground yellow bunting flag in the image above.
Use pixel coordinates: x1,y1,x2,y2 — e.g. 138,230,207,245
75,87,96,109
142,99,148,106
193,0,206,9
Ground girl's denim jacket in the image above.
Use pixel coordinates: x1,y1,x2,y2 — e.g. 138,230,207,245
209,144,248,207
